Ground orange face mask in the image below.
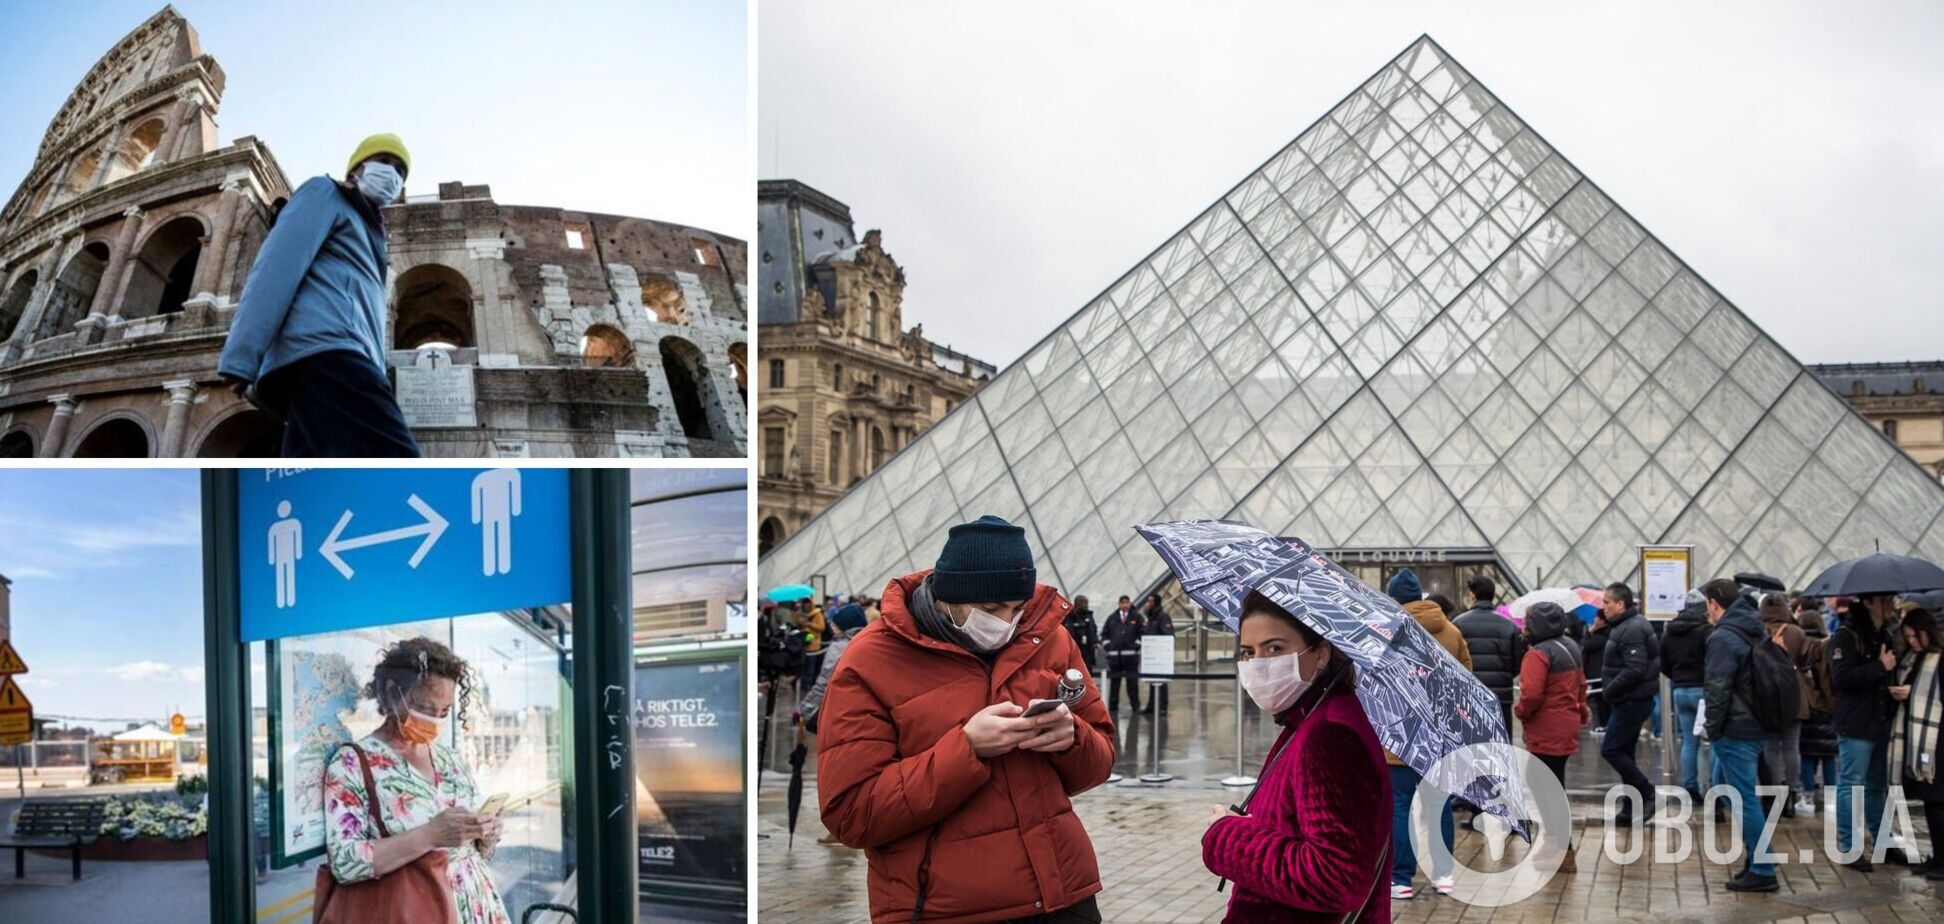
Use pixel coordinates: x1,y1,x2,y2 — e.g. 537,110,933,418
399,708,442,745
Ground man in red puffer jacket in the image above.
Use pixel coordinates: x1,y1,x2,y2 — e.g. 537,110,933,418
818,516,1118,923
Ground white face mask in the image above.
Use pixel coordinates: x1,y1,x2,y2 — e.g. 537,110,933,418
957,604,1021,650
355,161,404,206
1237,644,1316,714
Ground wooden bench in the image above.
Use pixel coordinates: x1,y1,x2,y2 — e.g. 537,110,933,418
1,799,104,881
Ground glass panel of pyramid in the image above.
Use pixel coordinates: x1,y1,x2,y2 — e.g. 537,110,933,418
760,36,1944,602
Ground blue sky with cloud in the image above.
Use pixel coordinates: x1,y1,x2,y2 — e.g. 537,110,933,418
1,0,748,238
0,469,205,727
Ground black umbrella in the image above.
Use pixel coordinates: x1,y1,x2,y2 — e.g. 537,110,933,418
1734,571,1786,592
786,734,809,848
1802,553,1944,598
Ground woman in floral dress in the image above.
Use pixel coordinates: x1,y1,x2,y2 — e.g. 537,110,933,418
323,637,509,924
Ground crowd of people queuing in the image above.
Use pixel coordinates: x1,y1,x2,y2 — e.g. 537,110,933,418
762,513,1944,921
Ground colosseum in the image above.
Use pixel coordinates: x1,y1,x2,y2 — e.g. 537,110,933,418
0,7,748,458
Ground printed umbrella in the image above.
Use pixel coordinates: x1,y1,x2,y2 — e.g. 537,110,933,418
1136,518,1532,839
767,584,817,604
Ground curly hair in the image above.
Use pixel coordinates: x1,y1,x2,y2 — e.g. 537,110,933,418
363,636,476,730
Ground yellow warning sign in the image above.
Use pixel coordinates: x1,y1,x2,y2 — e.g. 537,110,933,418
0,639,26,675
0,675,30,744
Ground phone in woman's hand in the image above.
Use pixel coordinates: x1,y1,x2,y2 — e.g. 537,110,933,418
475,792,510,818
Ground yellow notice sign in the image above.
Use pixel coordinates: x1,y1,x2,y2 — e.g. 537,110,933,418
0,639,26,675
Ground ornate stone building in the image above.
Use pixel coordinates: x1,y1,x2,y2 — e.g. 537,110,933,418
1811,361,1944,480
755,180,994,553
0,6,747,458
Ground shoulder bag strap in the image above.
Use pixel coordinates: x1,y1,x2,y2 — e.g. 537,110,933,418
333,742,393,839
1341,840,1392,924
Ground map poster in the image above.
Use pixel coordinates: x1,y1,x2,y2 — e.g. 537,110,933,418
1640,547,1692,618
267,620,451,867
635,654,745,899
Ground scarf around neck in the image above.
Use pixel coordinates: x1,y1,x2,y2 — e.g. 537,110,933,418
1892,651,1941,785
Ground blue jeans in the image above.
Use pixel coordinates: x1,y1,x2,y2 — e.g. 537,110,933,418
1713,736,1775,876
1649,691,1662,736
1389,764,1454,885
1836,736,1888,855
1801,753,1837,793
1671,686,1703,793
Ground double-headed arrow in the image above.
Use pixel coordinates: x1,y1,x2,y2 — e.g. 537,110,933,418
321,494,449,579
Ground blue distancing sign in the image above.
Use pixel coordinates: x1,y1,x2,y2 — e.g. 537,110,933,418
239,469,571,641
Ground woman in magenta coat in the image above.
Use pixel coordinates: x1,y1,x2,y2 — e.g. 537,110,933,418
1202,590,1391,923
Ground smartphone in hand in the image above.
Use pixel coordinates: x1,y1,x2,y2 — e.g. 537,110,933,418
475,792,511,818
1020,698,1063,718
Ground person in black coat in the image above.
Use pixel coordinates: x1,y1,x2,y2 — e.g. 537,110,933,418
1101,595,1145,715
1796,600,1839,814
1829,594,1899,869
1452,575,1523,734
1598,583,1660,825
1701,579,1780,891
1660,590,1712,799
1064,594,1103,676
1140,593,1175,714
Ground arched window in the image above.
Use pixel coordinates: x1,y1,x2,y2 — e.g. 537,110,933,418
58,150,103,201
37,243,110,339
0,430,33,458
727,343,748,403
828,428,843,484
122,216,204,319
0,270,37,342
832,363,844,392
660,337,724,442
866,291,880,340
104,118,167,184
871,426,886,470
72,418,150,458
581,325,636,367
759,517,785,556
393,264,475,349
195,411,281,457
640,275,687,324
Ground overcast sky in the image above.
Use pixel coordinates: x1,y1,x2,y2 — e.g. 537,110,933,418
2,0,747,239
759,0,1944,369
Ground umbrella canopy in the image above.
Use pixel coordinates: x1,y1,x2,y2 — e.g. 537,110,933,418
767,584,816,604
1509,588,1590,624
1136,518,1532,839
1802,553,1944,598
1734,571,1787,592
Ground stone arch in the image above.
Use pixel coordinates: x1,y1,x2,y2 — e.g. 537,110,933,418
0,427,34,458
193,408,281,457
123,213,206,319
71,413,154,458
0,269,37,342
640,274,687,324
103,117,168,184
759,516,785,556
582,324,636,367
727,342,748,403
37,242,111,339
871,425,887,469
58,149,103,201
392,263,475,349
659,336,723,441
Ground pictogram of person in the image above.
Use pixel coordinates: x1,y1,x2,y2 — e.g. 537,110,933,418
269,500,302,608
471,469,522,576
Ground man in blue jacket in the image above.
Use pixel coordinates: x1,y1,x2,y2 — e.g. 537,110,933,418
1701,577,1779,892
218,134,420,457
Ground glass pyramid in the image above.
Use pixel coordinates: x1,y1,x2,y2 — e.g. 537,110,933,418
760,35,1944,601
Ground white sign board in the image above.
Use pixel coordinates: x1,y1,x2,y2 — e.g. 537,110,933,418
1139,635,1175,677
395,349,478,428
1641,547,1692,618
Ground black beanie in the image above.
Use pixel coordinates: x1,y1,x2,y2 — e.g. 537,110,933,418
932,515,1036,604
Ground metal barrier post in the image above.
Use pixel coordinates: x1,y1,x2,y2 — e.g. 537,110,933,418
1138,679,1173,783
1221,675,1256,787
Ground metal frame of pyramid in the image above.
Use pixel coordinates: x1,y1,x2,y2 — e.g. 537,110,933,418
759,35,1944,603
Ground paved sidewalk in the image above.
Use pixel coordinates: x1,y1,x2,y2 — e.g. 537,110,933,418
758,775,1940,924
